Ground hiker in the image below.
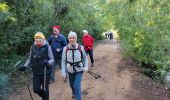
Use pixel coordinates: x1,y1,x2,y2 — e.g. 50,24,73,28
19,32,54,100
61,31,88,100
105,32,108,39
82,30,94,67
108,32,113,40
47,25,67,83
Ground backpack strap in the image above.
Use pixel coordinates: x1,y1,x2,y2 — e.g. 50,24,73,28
66,45,77,72
66,46,69,63
78,44,83,62
65,44,83,63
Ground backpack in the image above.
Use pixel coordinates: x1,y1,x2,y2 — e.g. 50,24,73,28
65,44,83,64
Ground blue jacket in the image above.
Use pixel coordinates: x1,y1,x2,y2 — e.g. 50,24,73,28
48,33,67,59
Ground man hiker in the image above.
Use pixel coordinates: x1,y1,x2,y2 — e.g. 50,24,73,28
19,32,54,100
47,25,67,83
82,30,94,67
108,32,113,40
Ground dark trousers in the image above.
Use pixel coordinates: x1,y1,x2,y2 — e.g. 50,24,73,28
50,57,62,81
55,57,62,69
33,74,50,100
68,72,83,100
85,49,94,64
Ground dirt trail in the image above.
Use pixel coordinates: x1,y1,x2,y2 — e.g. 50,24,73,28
8,40,170,100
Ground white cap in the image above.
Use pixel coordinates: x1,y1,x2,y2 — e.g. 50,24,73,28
83,30,88,33
68,31,77,40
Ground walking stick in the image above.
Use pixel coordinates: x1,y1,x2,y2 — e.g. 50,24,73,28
27,83,34,100
87,71,101,79
17,60,34,100
44,67,46,91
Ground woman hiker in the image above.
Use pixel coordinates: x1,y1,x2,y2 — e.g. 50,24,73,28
19,32,54,100
61,31,88,100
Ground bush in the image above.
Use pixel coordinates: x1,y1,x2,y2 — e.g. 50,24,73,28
0,74,10,99
0,0,107,96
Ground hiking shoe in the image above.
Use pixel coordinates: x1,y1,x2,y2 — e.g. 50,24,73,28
49,79,55,84
72,94,75,98
91,63,94,67
64,74,68,82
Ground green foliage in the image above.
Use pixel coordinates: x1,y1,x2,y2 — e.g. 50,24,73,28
0,2,11,22
0,74,10,98
0,1,107,95
106,0,170,82
1,0,169,96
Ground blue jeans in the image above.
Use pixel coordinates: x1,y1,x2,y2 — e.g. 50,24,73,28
85,49,94,64
68,72,83,100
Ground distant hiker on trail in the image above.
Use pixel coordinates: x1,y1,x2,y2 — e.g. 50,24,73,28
108,31,113,40
19,32,54,100
47,25,67,83
105,32,108,39
61,31,88,100
82,30,94,67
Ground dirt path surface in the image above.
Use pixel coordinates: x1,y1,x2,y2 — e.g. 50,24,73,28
8,41,170,100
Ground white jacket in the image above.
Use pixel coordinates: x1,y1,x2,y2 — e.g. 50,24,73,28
61,43,88,74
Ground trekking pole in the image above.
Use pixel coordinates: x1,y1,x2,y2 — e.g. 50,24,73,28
88,71,101,78
87,71,99,79
87,71,101,79
27,83,34,100
44,67,46,91
17,61,34,100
